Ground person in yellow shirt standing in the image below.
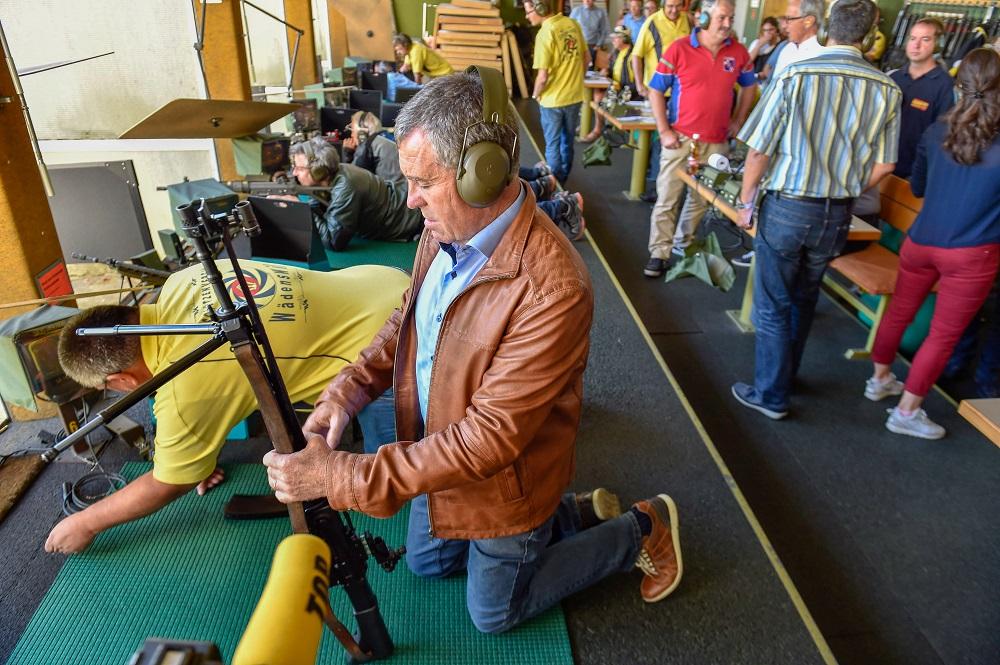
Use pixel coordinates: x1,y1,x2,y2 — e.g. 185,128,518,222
393,33,454,84
44,260,410,554
525,0,589,185
631,0,691,200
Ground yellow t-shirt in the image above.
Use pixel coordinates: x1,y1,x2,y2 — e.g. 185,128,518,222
632,10,690,86
405,42,454,79
533,14,586,108
141,260,409,484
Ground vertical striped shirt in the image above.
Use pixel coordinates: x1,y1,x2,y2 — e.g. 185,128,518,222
738,46,902,198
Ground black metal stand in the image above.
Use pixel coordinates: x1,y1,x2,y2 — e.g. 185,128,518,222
47,197,401,662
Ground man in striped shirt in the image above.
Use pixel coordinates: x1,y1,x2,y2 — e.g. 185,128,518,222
730,0,901,420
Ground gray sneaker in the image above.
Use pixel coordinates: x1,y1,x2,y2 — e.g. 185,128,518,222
885,407,946,440
864,373,905,401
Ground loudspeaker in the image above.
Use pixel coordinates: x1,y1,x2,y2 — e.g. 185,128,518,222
455,66,515,208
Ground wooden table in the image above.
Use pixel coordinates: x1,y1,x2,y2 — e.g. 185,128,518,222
958,398,1000,448
579,76,611,141
674,168,881,332
591,101,657,199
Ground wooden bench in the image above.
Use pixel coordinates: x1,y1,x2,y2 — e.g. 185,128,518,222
822,175,933,359
958,399,1000,448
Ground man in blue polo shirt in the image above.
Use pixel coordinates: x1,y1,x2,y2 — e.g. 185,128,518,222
643,0,757,277
889,17,955,178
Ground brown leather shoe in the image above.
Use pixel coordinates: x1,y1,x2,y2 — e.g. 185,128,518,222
633,494,682,602
575,488,622,530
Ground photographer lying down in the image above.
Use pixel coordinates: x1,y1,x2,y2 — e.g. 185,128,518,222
263,69,683,634
44,260,409,554
278,137,424,251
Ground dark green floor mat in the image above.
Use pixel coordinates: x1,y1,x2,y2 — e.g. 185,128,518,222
7,464,571,665
324,239,418,272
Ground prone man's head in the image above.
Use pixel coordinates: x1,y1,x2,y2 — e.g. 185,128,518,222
59,305,141,389
289,137,340,187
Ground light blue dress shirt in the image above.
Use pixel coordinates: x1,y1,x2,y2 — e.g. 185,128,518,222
414,185,526,423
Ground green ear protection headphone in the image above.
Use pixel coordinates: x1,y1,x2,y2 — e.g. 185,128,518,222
456,66,517,208
299,140,331,182
817,0,878,53
530,0,550,16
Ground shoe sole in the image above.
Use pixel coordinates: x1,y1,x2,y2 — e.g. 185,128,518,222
864,387,903,402
644,494,683,603
591,487,622,521
885,420,946,440
731,385,788,420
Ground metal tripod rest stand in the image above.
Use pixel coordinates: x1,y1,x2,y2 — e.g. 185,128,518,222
43,197,402,662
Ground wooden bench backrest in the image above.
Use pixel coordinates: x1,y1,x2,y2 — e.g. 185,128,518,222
879,175,923,233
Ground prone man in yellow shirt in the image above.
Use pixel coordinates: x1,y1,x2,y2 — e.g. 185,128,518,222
44,260,409,554
525,0,589,185
393,33,454,84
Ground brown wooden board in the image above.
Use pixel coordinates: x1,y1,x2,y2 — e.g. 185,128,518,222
436,22,505,32
437,4,501,17
329,0,396,61
440,44,503,56
506,31,529,98
436,31,504,44
436,15,503,25
453,0,495,9
501,33,513,94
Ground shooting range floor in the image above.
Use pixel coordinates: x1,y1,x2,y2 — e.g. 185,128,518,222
325,238,418,272
515,98,1000,665
6,463,573,665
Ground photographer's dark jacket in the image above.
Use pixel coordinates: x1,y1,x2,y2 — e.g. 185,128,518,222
316,187,594,539
312,163,423,251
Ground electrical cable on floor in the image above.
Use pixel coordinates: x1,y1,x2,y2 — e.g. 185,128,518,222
62,468,126,515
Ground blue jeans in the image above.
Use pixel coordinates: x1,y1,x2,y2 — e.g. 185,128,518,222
356,389,395,453
539,103,581,185
405,493,642,633
750,193,851,411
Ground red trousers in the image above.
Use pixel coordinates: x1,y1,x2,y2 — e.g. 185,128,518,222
872,238,1000,397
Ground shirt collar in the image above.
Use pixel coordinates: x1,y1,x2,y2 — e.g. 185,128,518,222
690,28,732,49
821,44,865,60
440,183,525,261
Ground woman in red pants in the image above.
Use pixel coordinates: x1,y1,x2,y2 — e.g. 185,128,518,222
865,48,1000,439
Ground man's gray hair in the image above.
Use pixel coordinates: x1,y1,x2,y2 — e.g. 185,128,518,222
799,0,825,22
700,0,736,13
394,70,519,175
289,137,340,177
828,0,875,46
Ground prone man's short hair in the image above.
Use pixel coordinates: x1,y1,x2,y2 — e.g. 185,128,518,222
58,305,140,388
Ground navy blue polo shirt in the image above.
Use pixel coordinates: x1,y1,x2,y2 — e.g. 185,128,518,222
889,65,954,178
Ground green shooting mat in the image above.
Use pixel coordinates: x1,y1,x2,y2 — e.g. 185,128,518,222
6,463,572,665
324,239,418,272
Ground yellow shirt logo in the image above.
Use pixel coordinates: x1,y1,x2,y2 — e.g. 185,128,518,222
910,98,930,112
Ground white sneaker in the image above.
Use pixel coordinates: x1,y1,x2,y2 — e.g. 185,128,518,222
731,250,754,268
864,373,904,401
885,407,946,440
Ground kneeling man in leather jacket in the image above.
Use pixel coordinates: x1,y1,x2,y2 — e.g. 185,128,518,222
265,70,684,633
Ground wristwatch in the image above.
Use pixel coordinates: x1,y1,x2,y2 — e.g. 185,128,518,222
735,200,754,211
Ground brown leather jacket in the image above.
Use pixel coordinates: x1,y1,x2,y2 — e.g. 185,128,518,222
316,188,594,539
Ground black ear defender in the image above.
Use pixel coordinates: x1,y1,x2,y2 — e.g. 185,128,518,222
455,65,518,208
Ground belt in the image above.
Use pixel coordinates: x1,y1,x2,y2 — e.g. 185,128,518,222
766,190,853,206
